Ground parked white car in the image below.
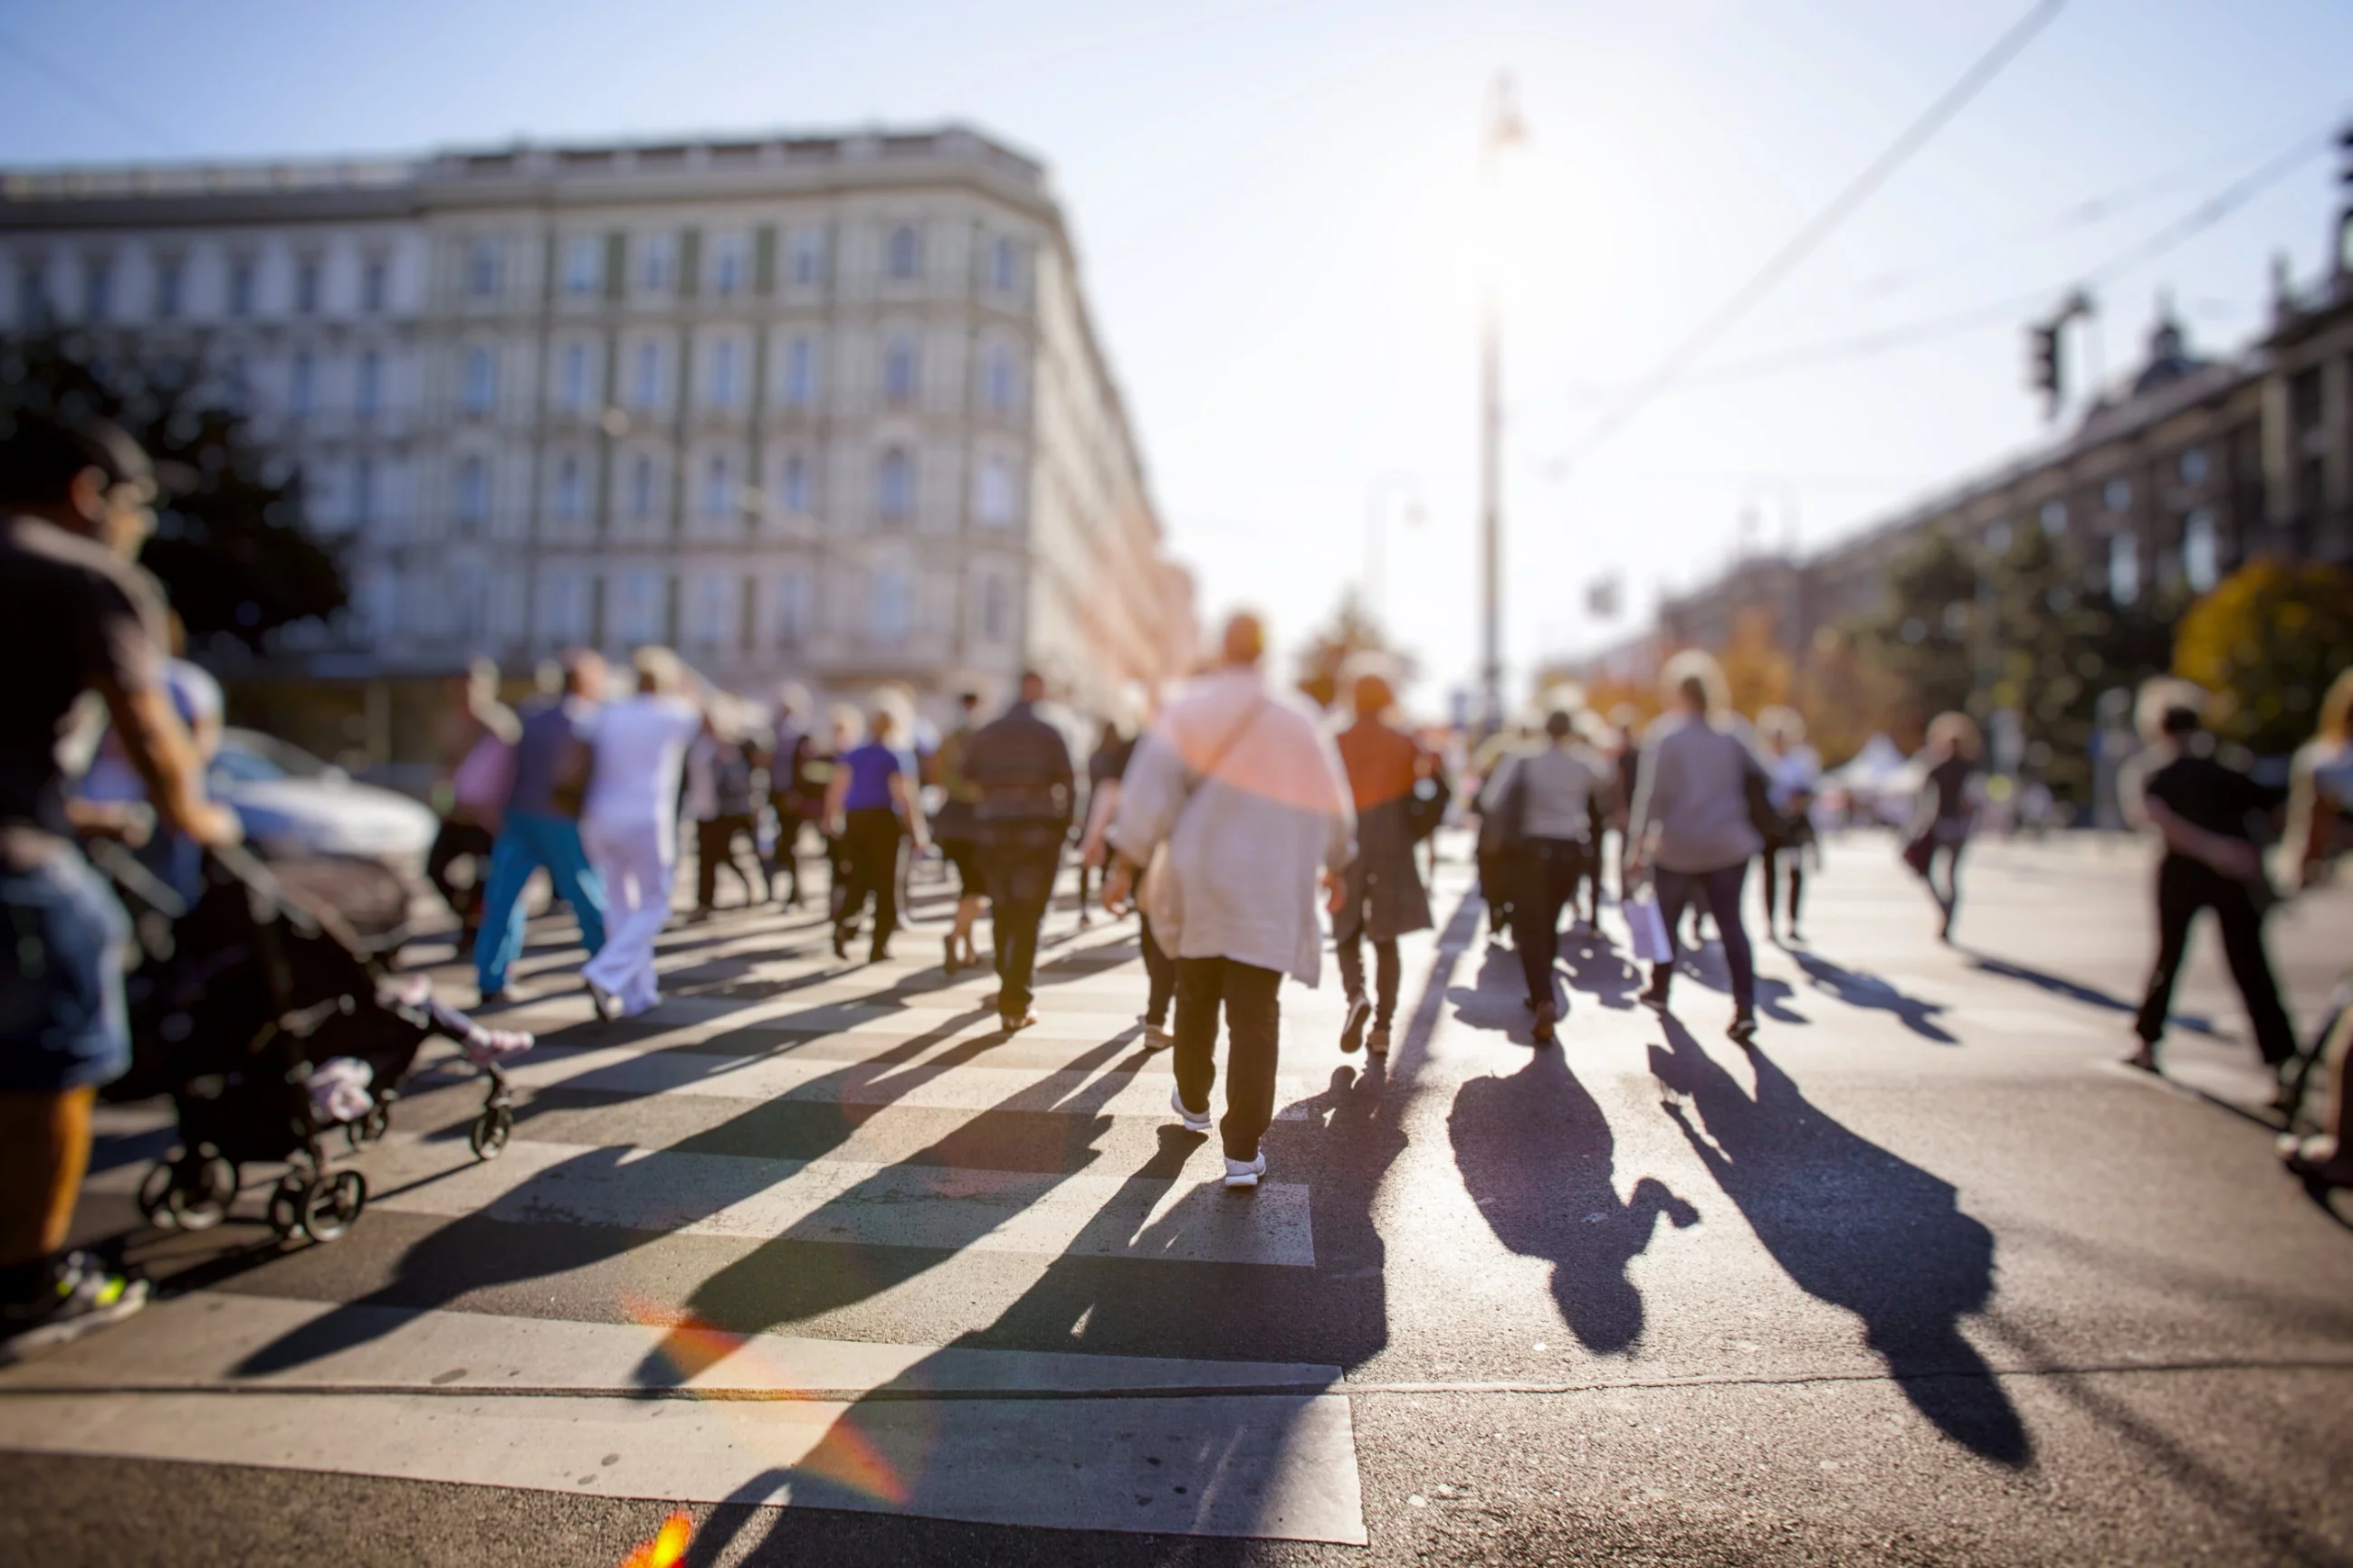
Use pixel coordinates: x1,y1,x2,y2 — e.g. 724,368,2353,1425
208,729,440,872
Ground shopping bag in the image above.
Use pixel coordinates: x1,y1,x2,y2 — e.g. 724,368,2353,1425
1624,889,1672,964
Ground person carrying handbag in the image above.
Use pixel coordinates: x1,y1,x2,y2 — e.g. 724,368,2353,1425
1626,651,1765,1046
1331,667,1436,1058
472,650,609,1004
1102,613,1355,1191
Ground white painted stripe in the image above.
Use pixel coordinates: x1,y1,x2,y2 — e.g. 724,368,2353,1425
0,1389,1365,1544
0,1291,1339,1398
498,1042,1319,1121
86,1132,1318,1269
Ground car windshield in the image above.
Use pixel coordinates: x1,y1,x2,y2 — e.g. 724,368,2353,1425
210,728,332,786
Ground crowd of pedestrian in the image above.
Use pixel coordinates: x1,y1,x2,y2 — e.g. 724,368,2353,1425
3,410,2348,1373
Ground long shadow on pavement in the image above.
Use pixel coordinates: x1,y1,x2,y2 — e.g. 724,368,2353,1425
1450,1049,1699,1354
1969,954,2217,1036
1648,1018,2033,1467
1790,952,1957,1044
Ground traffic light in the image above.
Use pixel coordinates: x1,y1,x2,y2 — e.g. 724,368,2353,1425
2027,324,2062,420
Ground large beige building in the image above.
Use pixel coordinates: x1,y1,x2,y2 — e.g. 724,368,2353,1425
0,126,1196,732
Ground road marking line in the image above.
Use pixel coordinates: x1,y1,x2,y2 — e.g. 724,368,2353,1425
0,1389,1365,1544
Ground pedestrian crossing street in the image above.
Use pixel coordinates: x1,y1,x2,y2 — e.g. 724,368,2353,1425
3,878,1382,1545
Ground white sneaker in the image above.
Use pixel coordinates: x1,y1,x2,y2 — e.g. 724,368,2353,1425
1223,1150,1267,1190
1140,1020,1174,1052
1169,1084,1213,1135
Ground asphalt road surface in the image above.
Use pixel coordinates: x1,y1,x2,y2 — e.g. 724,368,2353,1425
5,830,2349,1566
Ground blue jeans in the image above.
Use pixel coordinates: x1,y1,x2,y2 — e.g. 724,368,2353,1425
472,811,607,994
0,841,132,1092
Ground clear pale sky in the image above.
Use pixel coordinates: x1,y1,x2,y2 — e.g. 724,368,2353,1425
1,0,2346,712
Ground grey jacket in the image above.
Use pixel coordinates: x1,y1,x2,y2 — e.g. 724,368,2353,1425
1631,714,1764,874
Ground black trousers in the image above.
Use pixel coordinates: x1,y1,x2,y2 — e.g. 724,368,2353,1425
2136,854,2296,1065
767,794,806,905
426,817,495,934
1512,837,1586,1009
1173,955,1282,1162
694,813,767,909
985,844,1061,1018
1335,931,1400,1030
1653,860,1755,1012
1477,849,1517,936
835,808,901,953
1138,913,1176,1027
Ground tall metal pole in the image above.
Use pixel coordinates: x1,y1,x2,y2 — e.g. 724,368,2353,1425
1479,290,1501,730
1478,74,1524,735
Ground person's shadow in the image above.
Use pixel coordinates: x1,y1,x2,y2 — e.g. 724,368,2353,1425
1792,953,1957,1044
1648,1019,2032,1467
1450,1050,1698,1353
1558,926,1643,1012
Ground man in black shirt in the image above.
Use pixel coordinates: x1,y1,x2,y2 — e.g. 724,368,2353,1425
2123,694,2297,1098
0,412,236,1361
964,672,1075,1032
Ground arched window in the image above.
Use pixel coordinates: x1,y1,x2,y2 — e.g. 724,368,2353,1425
872,566,911,643
701,453,732,519
887,224,921,280
877,447,915,524
454,455,489,528
783,336,817,405
981,575,1008,641
984,343,1015,413
556,456,585,520
883,335,918,404
462,346,496,413
2183,508,2218,594
629,453,656,519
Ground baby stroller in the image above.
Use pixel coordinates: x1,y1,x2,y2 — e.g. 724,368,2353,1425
98,841,529,1246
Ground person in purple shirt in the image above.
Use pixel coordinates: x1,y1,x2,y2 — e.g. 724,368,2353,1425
824,704,927,963
472,651,609,1003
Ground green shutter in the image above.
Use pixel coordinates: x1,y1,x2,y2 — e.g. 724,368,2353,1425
604,232,625,300
679,228,701,299
754,225,776,296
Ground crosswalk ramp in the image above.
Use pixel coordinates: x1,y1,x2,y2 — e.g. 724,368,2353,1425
21,897,1383,1545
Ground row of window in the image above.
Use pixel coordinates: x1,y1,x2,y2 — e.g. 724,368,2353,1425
446,447,1024,530
457,333,1023,418
467,223,1024,301
422,564,1015,651
14,251,394,326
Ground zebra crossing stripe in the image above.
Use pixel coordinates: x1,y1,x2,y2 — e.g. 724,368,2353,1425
84,1131,1319,1268
0,1292,1365,1544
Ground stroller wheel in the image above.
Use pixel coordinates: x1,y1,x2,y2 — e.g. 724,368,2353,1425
344,1104,391,1150
137,1161,182,1231
170,1155,236,1231
268,1174,307,1241
298,1171,363,1244
469,1105,513,1162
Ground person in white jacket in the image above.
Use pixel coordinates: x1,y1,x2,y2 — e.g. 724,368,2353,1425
579,647,701,1019
1102,613,1356,1190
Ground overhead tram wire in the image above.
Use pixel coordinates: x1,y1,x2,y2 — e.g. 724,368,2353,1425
1556,0,2067,473
1522,112,2342,423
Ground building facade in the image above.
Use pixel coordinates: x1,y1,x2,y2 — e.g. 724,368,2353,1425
1572,268,2353,694
0,126,1196,730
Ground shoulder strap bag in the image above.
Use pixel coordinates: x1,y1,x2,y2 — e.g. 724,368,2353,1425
1138,696,1271,960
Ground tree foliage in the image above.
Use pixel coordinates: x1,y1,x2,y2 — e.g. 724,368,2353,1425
1294,589,1413,710
2173,560,2353,755
0,331,346,651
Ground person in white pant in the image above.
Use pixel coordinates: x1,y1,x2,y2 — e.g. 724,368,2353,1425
579,647,702,1019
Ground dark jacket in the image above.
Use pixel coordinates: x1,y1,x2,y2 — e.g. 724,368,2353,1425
964,701,1077,851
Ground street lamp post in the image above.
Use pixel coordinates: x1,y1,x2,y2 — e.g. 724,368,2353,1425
1478,73,1527,734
